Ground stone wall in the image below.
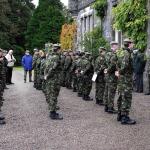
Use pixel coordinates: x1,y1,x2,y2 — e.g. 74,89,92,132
143,0,150,94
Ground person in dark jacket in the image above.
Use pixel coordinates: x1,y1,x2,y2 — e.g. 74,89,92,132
134,50,146,93
22,50,33,83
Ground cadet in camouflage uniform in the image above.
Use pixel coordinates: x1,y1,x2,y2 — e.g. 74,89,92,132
76,52,85,97
0,49,6,125
45,44,63,120
64,52,73,89
36,50,45,90
70,52,79,92
39,50,46,92
104,41,118,113
60,51,67,87
32,48,39,88
94,47,106,105
81,52,94,101
116,39,136,125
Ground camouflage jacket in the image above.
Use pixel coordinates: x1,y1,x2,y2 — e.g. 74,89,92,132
47,53,62,80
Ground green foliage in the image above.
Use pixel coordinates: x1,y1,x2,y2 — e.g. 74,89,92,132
113,0,148,50
26,0,67,50
93,0,107,19
0,0,34,65
81,27,109,58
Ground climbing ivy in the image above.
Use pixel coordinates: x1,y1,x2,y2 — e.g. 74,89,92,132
93,0,107,19
113,0,148,50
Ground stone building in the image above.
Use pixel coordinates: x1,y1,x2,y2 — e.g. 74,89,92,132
68,0,122,50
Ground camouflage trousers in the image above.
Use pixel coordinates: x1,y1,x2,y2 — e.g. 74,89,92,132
77,76,84,95
65,71,72,88
82,76,92,96
117,88,132,116
47,80,61,112
60,70,66,86
0,84,3,111
95,81,105,102
103,82,117,108
72,74,78,91
33,70,38,88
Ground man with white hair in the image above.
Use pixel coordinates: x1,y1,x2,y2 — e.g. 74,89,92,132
5,50,16,84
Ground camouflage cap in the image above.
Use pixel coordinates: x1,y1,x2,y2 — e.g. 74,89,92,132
99,47,106,51
34,48,38,51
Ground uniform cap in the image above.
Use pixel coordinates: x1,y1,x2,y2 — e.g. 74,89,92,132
124,38,133,43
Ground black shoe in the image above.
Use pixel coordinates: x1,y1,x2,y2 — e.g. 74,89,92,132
78,93,82,97
0,119,6,125
24,80,26,83
29,80,33,82
107,107,118,114
5,87,9,89
121,116,136,125
10,82,14,84
104,105,108,112
50,111,63,120
96,99,104,105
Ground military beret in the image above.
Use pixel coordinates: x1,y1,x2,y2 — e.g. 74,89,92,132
110,41,119,45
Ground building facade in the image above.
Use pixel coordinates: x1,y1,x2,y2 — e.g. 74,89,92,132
68,0,121,50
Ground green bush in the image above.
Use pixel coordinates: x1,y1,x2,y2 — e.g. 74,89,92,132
81,27,109,58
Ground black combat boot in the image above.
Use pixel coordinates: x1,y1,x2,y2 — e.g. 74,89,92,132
107,107,118,114
73,88,77,92
83,95,93,101
78,93,82,97
0,112,5,120
0,119,6,125
50,111,63,120
104,105,108,112
117,112,122,121
96,99,104,106
121,115,136,125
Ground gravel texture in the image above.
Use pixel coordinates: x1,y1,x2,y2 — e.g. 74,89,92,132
0,70,150,150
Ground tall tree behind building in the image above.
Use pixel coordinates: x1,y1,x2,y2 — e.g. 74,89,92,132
25,0,66,49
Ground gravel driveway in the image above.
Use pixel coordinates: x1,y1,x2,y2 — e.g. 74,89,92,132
0,70,150,150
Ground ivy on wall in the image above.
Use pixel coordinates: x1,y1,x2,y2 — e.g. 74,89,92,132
113,0,148,50
93,0,107,19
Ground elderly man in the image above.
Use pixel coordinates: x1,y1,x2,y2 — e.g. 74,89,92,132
5,50,16,84
22,50,33,83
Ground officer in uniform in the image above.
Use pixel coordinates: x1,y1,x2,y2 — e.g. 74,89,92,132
116,38,136,125
95,47,106,105
45,44,63,120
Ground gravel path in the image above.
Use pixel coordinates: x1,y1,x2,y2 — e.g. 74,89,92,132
0,70,150,150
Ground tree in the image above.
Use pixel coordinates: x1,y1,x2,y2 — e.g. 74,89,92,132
26,0,66,49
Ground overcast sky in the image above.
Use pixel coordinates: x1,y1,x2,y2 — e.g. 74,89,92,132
32,0,68,7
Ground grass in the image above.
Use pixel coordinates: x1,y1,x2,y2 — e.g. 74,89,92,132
14,66,23,71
